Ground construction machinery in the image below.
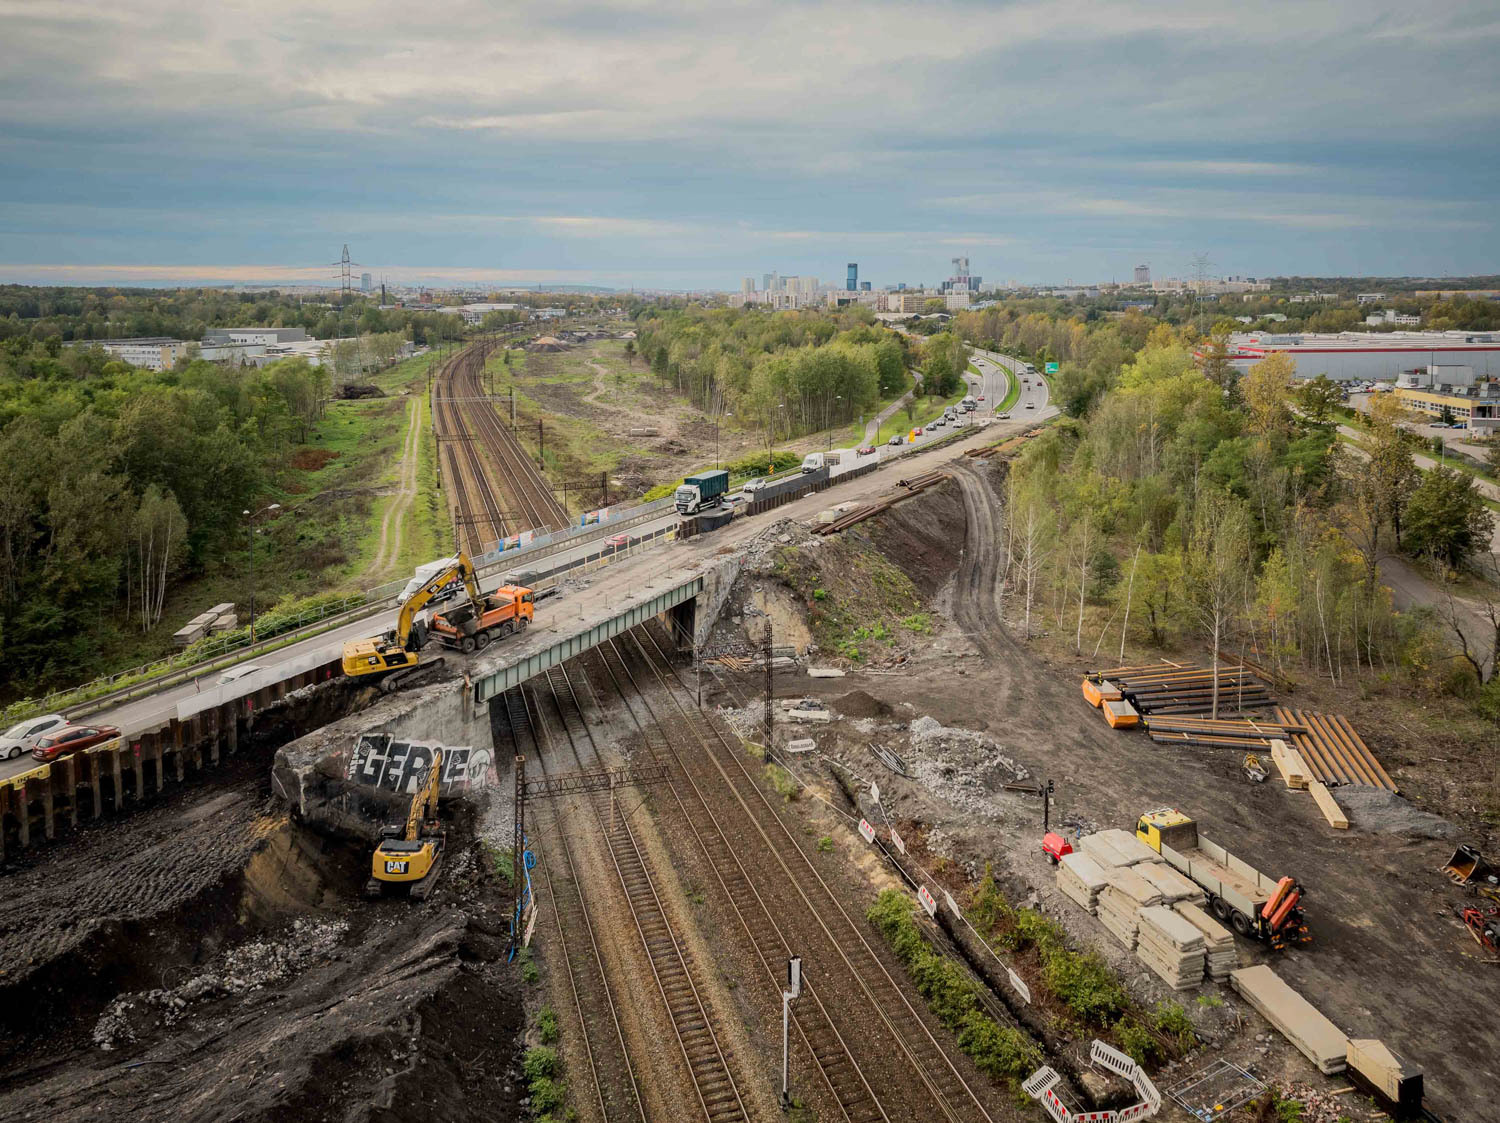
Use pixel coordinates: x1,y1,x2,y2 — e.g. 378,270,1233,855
1242,752,1269,783
366,748,446,899
1136,808,1309,948
342,554,481,691
429,584,535,653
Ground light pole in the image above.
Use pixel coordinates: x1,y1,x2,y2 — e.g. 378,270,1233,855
243,503,282,643
827,395,843,451
781,956,802,1110
716,412,732,470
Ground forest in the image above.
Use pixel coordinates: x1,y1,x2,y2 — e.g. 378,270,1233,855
0,338,332,687
634,306,968,451
996,321,1499,716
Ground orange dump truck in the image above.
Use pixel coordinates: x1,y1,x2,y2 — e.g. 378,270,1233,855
429,586,535,653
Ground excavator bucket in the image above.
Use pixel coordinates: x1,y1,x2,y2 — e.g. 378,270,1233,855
1443,845,1496,886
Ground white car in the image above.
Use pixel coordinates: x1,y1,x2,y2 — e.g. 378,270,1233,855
0,714,68,760
218,665,264,686
742,477,767,494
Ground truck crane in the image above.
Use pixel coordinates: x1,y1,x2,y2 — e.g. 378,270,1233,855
366,747,446,899
342,553,482,691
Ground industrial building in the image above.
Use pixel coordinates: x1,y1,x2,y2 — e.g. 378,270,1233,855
91,337,190,371
1392,367,1500,434
202,327,309,346
1221,331,1500,383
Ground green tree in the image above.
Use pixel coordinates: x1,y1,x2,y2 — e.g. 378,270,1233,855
1184,491,1253,717
1296,375,1343,424
1403,466,1494,568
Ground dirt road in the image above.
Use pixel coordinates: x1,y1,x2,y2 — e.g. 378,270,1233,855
361,396,421,582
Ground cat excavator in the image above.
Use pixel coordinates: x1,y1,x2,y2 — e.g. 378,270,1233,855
342,554,482,691
366,747,446,899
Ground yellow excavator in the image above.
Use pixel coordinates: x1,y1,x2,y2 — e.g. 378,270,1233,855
366,747,446,899
342,553,482,691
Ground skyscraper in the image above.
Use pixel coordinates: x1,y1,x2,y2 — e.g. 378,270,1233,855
360,272,372,292
1134,264,1151,284
847,263,858,291
762,273,773,292
742,277,755,293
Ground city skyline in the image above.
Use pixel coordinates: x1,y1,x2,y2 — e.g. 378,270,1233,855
1,1,1497,288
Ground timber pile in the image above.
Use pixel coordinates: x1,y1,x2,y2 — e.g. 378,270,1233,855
1270,739,1310,789
1056,851,1109,914
1145,714,1299,749
812,470,949,536
1174,902,1238,979
1136,906,1207,990
1136,862,1208,906
1273,707,1397,793
1230,965,1348,1074
1088,660,1272,715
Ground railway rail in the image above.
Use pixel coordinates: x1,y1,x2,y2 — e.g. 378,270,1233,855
510,670,751,1123
599,625,1001,1123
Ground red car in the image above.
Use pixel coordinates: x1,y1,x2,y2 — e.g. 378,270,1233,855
857,445,876,456
977,395,985,401
913,427,924,436
32,724,120,763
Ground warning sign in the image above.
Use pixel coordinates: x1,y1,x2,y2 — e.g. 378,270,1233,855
942,890,959,917
917,885,938,917
889,826,906,854
858,818,876,844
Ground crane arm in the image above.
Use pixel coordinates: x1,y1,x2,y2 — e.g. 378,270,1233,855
404,748,444,841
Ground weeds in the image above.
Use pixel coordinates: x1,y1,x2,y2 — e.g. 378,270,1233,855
1152,1001,1195,1052
519,946,539,985
523,1045,567,1116
900,613,933,633
867,889,1041,1087
764,763,801,801
536,1005,559,1044
1196,994,1223,1009
816,835,834,852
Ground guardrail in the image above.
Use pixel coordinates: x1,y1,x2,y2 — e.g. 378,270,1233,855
5,494,683,727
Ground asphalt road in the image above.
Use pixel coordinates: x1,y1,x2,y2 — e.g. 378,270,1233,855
0,386,1058,786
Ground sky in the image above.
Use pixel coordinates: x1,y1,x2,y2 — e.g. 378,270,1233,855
1,0,1497,291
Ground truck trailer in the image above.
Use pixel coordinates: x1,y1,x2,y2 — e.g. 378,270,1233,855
1136,808,1309,947
674,469,730,515
428,586,535,653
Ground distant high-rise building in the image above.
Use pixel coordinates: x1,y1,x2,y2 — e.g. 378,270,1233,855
360,272,372,292
783,275,799,294
801,276,818,294
762,273,773,291
742,277,755,293
1134,264,1150,284
859,281,871,291
847,263,858,291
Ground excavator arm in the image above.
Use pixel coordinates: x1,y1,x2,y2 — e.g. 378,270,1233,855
404,748,444,841
389,553,480,650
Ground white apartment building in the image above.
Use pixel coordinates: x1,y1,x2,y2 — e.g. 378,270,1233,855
1365,310,1422,327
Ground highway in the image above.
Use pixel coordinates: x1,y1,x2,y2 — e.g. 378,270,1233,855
0,362,1049,785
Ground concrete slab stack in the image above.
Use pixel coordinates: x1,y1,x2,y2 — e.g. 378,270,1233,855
1230,965,1348,1074
1078,828,1157,868
1136,905,1207,990
1174,902,1238,979
1097,885,1145,948
1056,851,1109,913
1135,861,1208,906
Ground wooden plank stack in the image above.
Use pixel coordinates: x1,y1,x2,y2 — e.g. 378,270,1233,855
1056,851,1108,914
1270,738,1310,789
1230,965,1348,1074
1174,902,1238,979
1097,885,1144,949
1136,905,1207,990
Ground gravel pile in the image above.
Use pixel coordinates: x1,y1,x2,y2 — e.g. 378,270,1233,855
1334,786,1458,839
93,917,350,1050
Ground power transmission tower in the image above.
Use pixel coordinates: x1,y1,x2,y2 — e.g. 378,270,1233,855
1192,252,1213,336
340,244,353,308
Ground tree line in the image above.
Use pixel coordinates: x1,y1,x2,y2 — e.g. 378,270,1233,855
0,338,332,687
634,307,969,453
997,323,1498,715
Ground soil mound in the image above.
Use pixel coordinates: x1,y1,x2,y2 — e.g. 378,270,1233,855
837,689,894,719
1335,786,1459,840
863,477,967,595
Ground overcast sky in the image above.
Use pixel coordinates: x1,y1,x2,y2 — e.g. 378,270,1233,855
1,0,1496,290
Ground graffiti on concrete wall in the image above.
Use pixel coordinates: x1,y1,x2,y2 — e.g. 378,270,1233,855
347,734,496,795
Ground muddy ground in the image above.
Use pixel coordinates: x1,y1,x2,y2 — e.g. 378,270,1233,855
0,738,524,1123
703,465,1500,1120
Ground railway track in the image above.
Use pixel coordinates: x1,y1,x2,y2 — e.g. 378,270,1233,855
432,342,510,554
593,627,1000,1123
494,685,643,1123
509,670,751,1122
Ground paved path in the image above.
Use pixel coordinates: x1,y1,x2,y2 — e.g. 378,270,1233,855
862,372,923,443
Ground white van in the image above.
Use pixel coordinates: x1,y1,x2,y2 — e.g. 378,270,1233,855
395,557,465,607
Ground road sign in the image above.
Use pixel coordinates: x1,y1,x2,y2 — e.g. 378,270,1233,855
858,818,876,844
1044,361,1060,374
917,885,938,917
890,826,906,854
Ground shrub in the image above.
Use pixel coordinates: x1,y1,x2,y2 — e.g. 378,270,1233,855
1114,1017,1158,1066
536,1006,559,1044
523,1045,558,1082
1041,945,1128,1026
529,1075,565,1114
816,835,834,852
1152,1001,1195,1052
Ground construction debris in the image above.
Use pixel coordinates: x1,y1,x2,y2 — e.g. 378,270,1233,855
807,667,846,678
1230,965,1348,1075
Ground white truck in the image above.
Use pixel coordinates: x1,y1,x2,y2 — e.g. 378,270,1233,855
800,449,855,473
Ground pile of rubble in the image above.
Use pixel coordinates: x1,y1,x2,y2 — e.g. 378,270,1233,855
93,917,350,1050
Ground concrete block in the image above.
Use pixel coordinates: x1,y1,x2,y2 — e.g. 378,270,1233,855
784,709,832,723
785,738,817,754
807,667,846,678
1230,964,1347,1074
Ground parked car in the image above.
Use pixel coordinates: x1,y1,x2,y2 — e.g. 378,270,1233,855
1,714,67,761
742,477,768,493
32,724,121,763
218,664,263,686
887,434,904,446
998,412,1011,419
857,445,876,456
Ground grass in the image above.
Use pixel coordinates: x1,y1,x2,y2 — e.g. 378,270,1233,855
763,762,801,801
871,384,969,447
994,369,1022,414
772,536,926,663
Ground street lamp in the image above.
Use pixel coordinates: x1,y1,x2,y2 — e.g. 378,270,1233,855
716,412,732,470
243,503,282,643
827,395,843,451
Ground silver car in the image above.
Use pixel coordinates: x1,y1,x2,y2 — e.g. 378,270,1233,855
1,714,67,760
742,477,767,494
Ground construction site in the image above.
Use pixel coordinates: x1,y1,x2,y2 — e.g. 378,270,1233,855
1,340,1497,1123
